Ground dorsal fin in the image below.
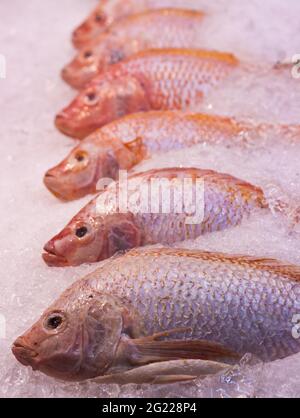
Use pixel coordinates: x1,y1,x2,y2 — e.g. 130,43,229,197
124,48,239,66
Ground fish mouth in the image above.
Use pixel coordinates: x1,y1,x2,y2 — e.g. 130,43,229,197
72,28,93,50
42,243,69,267
12,338,39,368
61,66,85,90
44,173,93,201
43,172,72,201
55,113,87,140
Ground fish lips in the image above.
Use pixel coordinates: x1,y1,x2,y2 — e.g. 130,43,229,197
44,172,78,202
42,242,69,267
55,112,89,140
12,338,39,369
61,66,87,90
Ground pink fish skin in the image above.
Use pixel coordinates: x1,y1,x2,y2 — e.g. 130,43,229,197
72,0,205,49
42,167,266,267
64,9,206,89
46,110,300,201
12,247,300,381
55,48,239,139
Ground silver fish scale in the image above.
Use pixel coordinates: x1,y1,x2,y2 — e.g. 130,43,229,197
95,171,264,245
88,251,300,361
100,112,242,153
131,180,261,244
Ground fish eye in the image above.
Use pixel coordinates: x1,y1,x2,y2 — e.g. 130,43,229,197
95,12,106,23
84,91,99,106
45,313,64,331
84,50,93,59
74,150,88,163
75,226,88,238
74,222,94,243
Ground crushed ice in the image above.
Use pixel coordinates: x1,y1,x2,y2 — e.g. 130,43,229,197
0,0,300,398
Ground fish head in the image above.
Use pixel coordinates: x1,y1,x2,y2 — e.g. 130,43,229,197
62,39,127,90
72,1,112,49
55,75,149,139
12,285,131,381
62,47,102,90
44,141,101,200
42,207,103,267
44,134,141,201
43,210,141,267
71,0,135,49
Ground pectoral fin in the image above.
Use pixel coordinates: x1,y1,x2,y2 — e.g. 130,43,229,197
93,359,230,385
125,137,148,164
126,328,239,366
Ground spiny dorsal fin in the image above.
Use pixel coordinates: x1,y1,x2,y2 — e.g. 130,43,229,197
127,48,239,66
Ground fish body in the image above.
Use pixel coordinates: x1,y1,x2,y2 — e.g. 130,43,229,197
12,248,300,381
43,167,266,267
55,49,239,139
72,0,206,49
64,9,206,89
46,111,300,201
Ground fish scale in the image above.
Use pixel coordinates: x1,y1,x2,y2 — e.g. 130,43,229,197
85,248,300,361
96,168,265,245
43,168,267,267
72,0,208,49
48,110,300,202
66,8,208,89
56,50,239,139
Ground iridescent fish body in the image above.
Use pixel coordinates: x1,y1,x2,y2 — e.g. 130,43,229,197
72,0,207,48
43,167,266,266
12,248,300,381
45,111,300,201
55,49,239,139
64,9,206,89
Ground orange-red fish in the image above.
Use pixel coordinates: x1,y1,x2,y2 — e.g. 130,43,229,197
42,167,266,267
12,247,300,381
55,49,239,139
72,0,205,49
46,111,300,201
64,9,206,89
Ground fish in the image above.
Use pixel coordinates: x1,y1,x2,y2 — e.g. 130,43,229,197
42,167,267,267
72,0,206,49
45,111,300,201
12,247,300,381
55,49,239,139
64,9,206,89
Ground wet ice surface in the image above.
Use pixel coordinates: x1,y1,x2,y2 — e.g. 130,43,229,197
199,65,300,124
194,0,300,64
0,0,300,398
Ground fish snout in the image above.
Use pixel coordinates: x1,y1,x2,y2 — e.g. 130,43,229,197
55,111,75,137
43,169,69,201
72,27,89,49
44,168,57,183
12,337,38,368
61,66,72,84
43,240,69,267
55,109,87,140
61,65,84,90
55,111,70,127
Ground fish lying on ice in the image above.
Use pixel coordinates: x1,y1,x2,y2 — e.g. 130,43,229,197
42,167,267,267
12,247,300,382
45,111,300,201
64,9,206,89
72,0,206,49
55,49,239,139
